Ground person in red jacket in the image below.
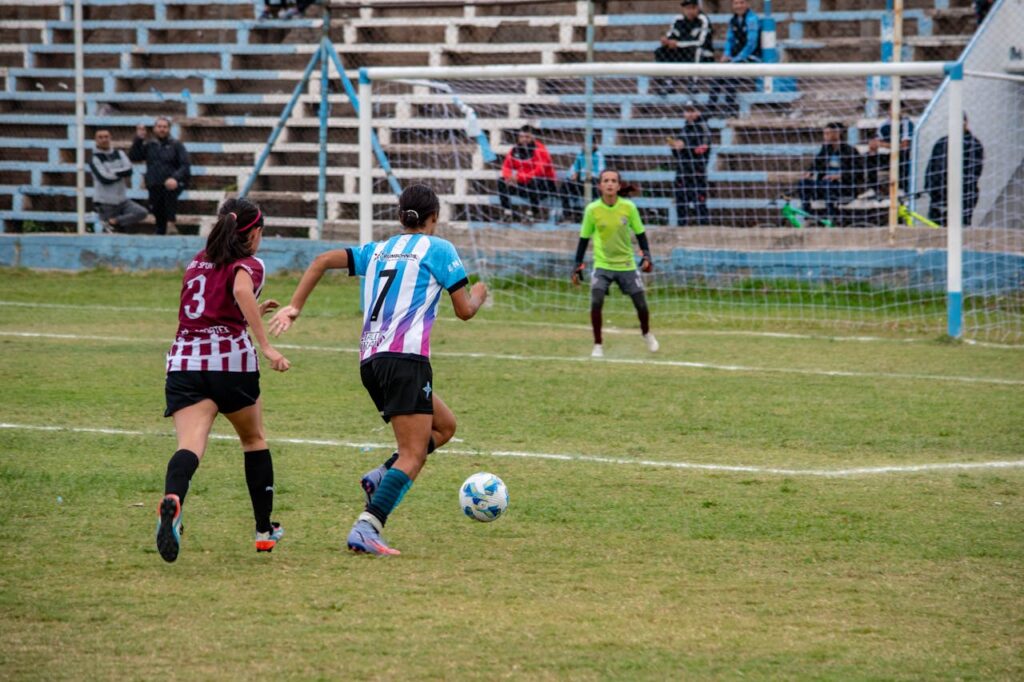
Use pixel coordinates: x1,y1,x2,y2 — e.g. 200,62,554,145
498,125,558,222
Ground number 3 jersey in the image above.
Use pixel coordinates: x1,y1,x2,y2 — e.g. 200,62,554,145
346,233,469,363
166,251,265,373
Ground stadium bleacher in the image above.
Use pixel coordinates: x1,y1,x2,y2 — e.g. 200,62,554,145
0,0,979,235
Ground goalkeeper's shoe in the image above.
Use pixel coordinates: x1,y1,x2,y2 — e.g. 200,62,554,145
346,514,400,556
156,494,182,563
644,333,660,353
360,464,388,507
591,344,604,358
255,522,284,553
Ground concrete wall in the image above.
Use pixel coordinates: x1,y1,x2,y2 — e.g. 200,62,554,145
0,234,351,273
3,233,1020,294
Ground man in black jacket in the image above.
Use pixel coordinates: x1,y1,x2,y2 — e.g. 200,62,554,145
260,0,316,20
925,115,984,226
670,100,712,225
653,0,714,95
797,122,863,226
129,118,190,235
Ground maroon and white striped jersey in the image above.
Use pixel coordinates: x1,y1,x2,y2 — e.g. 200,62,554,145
166,251,265,373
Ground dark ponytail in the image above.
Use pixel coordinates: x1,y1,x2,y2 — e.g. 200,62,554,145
398,184,440,230
206,198,263,266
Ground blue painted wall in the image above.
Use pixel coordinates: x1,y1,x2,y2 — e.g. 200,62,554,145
0,234,349,274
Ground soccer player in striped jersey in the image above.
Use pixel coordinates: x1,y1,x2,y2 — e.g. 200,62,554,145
269,184,488,556
156,198,291,563
572,169,659,358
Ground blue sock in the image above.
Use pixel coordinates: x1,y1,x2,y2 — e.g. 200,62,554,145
366,468,412,526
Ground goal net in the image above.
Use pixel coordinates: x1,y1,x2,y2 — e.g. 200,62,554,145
356,62,1023,343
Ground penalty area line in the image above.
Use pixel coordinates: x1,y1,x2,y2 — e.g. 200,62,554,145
2,422,1023,478
3,299,1020,350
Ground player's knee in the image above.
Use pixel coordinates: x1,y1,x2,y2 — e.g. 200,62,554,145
631,292,649,312
238,427,266,452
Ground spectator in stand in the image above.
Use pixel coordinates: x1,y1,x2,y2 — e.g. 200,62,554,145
708,0,762,117
925,114,984,227
797,122,863,226
867,115,915,194
974,0,995,27
498,125,557,222
259,0,315,20
653,0,715,96
670,100,712,226
130,118,190,236
560,144,606,222
88,129,148,233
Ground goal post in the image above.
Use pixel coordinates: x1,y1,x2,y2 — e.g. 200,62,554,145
355,60,1021,343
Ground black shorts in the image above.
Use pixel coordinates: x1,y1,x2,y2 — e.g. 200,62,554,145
360,355,434,423
164,371,261,417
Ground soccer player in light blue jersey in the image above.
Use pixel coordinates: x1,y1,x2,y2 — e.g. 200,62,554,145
270,185,488,555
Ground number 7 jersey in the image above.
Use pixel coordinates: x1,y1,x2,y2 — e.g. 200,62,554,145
166,251,265,372
347,233,469,363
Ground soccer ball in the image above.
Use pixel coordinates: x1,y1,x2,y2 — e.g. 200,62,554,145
459,472,509,522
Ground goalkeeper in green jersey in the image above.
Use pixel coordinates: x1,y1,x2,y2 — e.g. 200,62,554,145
572,169,659,358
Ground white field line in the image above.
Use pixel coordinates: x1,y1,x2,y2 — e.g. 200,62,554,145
2,329,1022,386
3,299,1021,349
2,422,1022,478
0,300,172,313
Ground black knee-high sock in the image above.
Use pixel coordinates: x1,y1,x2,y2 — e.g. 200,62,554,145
631,293,650,335
591,307,603,344
165,449,200,505
244,449,274,533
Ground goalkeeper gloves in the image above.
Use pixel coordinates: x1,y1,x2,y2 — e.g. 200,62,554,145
639,253,654,273
571,262,586,285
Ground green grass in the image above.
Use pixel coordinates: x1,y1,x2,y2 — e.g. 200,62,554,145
1,268,1023,680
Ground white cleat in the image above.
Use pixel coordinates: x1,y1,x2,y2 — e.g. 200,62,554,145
644,333,659,353
591,344,604,358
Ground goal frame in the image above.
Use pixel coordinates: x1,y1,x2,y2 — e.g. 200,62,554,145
357,60,965,338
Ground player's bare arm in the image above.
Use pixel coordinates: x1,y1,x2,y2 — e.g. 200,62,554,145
269,249,350,336
234,269,290,372
451,281,488,320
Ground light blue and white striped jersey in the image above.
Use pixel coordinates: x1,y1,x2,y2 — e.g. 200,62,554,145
347,233,469,363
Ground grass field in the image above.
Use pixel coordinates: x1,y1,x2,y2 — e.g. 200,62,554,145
1,268,1022,680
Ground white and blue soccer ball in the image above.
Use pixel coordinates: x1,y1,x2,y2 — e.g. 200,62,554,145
459,472,509,522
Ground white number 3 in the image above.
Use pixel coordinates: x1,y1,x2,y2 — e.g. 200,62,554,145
184,274,207,320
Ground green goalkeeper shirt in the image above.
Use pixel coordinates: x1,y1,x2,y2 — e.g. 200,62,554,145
580,197,646,271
